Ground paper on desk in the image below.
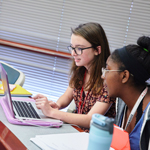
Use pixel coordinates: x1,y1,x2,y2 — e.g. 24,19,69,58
30,132,89,150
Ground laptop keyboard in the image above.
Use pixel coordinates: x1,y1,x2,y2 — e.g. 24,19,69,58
12,101,40,119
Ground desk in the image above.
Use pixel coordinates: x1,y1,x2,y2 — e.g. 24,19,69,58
0,104,79,150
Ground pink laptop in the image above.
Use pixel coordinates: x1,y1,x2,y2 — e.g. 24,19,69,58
0,63,63,127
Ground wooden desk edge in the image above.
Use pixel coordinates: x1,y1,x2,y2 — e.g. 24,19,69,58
0,121,27,150
72,125,84,132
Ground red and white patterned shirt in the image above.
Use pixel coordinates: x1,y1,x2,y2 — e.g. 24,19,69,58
73,86,116,132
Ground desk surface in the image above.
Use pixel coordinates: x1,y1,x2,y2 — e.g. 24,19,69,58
0,103,79,150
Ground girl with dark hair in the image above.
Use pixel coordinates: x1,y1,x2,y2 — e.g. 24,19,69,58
33,22,116,132
101,36,150,150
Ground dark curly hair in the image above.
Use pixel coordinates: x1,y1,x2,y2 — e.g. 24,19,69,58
111,36,150,86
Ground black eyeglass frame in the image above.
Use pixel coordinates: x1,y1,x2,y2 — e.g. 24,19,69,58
67,46,93,55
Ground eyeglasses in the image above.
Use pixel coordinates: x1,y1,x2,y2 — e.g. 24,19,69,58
101,67,123,77
67,46,93,55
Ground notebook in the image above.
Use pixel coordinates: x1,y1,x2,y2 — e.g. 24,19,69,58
0,84,32,96
0,63,63,127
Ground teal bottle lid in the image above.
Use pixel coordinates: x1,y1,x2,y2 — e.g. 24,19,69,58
91,114,114,134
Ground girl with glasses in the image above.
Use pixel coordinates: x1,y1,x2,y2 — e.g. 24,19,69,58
101,36,150,150
33,22,116,132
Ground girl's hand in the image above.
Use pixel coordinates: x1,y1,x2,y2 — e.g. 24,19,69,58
49,101,60,109
33,94,52,117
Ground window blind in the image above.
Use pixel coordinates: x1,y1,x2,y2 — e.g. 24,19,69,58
0,0,65,51
59,0,134,52
125,1,150,45
0,45,71,101
0,0,135,52
0,0,150,102
1,0,149,52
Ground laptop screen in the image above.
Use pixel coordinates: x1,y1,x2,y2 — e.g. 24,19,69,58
0,63,15,117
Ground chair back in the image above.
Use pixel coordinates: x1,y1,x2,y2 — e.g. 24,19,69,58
0,61,25,86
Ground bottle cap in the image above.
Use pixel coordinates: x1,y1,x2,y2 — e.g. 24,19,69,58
91,114,114,134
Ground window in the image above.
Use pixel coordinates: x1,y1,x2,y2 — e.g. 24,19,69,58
0,0,150,101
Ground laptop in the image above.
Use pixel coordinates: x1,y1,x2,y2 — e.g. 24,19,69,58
0,63,63,127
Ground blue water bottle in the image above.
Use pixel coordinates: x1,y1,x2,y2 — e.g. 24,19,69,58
88,114,114,150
